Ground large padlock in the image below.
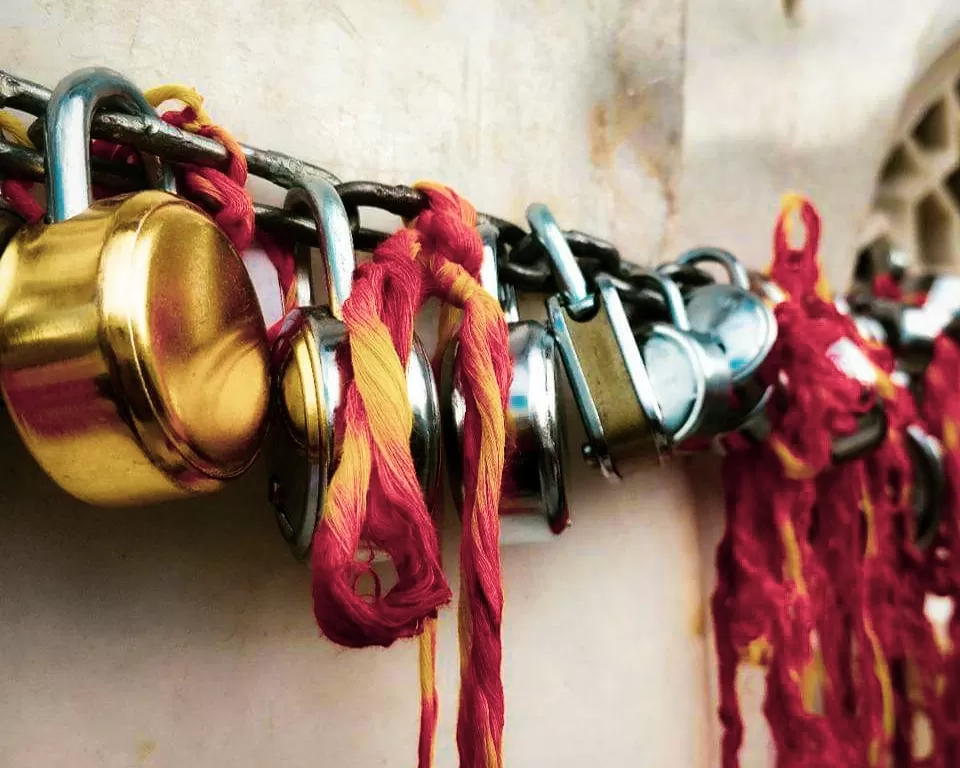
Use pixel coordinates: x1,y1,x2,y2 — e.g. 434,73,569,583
530,203,668,479
0,67,270,505
671,247,778,432
266,177,441,559
630,268,734,442
441,221,567,540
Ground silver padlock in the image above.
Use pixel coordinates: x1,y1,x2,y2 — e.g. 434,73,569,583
631,269,733,443
441,222,568,540
530,203,669,479
671,247,778,432
266,178,440,559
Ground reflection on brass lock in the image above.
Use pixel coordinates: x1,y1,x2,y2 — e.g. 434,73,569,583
441,221,567,540
672,247,778,433
267,178,441,559
530,203,668,480
0,67,270,505
632,269,733,442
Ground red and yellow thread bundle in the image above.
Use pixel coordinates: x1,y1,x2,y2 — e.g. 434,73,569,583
918,327,960,763
310,184,511,768
713,195,939,766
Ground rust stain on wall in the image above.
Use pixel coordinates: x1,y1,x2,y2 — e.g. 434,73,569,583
136,738,157,764
589,103,613,169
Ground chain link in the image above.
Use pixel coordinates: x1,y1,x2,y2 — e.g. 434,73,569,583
0,68,717,330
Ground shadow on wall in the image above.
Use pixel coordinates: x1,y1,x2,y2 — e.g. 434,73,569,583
0,405,311,644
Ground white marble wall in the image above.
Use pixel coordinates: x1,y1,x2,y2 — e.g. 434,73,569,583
1,0,959,766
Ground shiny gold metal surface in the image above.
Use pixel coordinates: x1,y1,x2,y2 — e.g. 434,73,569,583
0,190,270,505
565,299,658,467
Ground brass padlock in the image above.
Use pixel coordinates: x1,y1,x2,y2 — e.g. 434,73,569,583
529,203,668,479
0,67,270,505
267,178,441,559
441,221,568,540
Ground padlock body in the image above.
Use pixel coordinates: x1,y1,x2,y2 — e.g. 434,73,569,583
549,285,665,479
442,320,568,539
267,307,441,559
0,190,270,505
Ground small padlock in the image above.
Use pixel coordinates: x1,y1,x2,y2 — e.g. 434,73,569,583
441,221,568,539
630,268,733,442
529,203,668,479
671,247,778,432
0,67,270,505
266,177,441,559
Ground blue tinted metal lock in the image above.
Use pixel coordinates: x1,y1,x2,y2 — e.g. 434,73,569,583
530,204,668,479
672,247,778,433
631,269,733,443
442,222,568,538
266,179,440,559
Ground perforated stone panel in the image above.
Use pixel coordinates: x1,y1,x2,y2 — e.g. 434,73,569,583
858,44,960,281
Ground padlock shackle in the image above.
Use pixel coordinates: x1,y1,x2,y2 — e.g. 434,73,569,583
631,269,691,332
526,203,593,317
674,247,750,290
478,221,519,323
283,178,355,320
45,67,174,222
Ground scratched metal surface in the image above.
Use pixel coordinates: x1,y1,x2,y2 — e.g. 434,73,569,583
0,3,705,768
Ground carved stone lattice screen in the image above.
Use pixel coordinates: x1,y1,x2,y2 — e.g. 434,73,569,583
858,43,960,282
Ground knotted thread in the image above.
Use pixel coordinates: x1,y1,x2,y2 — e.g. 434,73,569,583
310,184,510,768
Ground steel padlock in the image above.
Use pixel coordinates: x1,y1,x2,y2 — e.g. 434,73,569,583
266,178,441,559
671,247,778,432
630,269,733,442
0,67,270,505
529,203,668,479
441,221,567,540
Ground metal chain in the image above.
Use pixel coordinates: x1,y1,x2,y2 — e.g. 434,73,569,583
0,68,716,327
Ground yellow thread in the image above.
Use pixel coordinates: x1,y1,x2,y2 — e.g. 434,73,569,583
144,84,214,128
862,482,896,742
944,418,959,452
769,437,817,480
0,111,33,148
777,518,808,596
743,636,772,666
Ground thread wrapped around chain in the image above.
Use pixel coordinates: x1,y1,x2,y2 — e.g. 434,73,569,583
713,195,917,767
309,184,510,768
144,86,298,336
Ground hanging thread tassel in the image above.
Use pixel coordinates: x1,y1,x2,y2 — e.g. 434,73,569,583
713,195,905,767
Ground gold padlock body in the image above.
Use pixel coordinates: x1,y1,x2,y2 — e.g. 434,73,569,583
0,190,270,505
562,296,660,472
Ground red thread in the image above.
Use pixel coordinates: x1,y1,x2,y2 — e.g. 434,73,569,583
1,179,43,223
713,196,920,767
309,185,511,768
